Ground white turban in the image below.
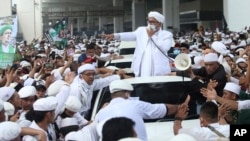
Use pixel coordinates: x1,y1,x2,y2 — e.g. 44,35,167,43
65,96,82,112
4,102,15,116
59,117,78,128
224,82,241,95
109,80,133,93
0,121,21,141
33,97,58,111
204,53,218,63
0,87,15,102
77,64,96,74
18,86,36,98
148,11,165,23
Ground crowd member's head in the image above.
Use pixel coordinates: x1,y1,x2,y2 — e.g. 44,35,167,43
25,97,57,125
18,86,36,111
222,82,241,100
59,117,79,138
147,11,164,32
102,117,137,141
61,96,81,118
44,63,54,74
77,54,93,66
77,64,96,85
55,56,65,68
0,121,21,141
86,43,96,57
199,101,218,127
236,58,248,73
109,80,134,99
0,87,20,111
203,53,220,75
35,85,47,99
179,43,190,54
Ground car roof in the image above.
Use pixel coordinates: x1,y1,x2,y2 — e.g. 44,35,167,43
123,75,191,84
118,41,136,49
110,54,133,63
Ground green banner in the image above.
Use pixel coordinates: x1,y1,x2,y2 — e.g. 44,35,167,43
0,53,15,69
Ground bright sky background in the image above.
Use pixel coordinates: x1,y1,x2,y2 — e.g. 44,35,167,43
12,0,17,6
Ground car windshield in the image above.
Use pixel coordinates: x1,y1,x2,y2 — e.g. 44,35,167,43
96,81,191,122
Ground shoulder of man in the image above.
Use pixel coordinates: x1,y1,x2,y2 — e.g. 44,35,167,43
160,29,173,37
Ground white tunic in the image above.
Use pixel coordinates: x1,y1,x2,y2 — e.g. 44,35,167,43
22,121,57,141
70,75,120,115
178,122,229,141
95,98,166,141
238,100,250,110
116,26,173,77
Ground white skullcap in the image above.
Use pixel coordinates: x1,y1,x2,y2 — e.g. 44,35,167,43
170,134,197,141
203,53,218,63
236,58,247,64
33,97,58,111
59,117,78,128
37,54,47,57
20,61,31,68
211,41,228,55
0,86,15,102
23,77,35,86
77,64,96,74
51,69,63,81
18,86,36,98
0,121,21,141
148,11,165,23
109,80,133,93
3,102,14,116
47,80,67,96
228,54,234,59
118,138,143,141
73,54,81,61
9,82,18,88
224,82,241,95
20,74,29,81
192,56,203,69
0,99,3,111
65,96,82,112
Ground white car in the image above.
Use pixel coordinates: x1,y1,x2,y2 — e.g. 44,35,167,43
90,75,199,141
118,41,136,55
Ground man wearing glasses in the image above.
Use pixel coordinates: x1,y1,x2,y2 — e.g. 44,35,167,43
70,63,123,118
102,11,173,77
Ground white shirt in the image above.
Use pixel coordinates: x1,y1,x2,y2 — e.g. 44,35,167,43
55,85,70,117
56,112,88,129
178,122,229,141
115,27,173,77
95,98,166,141
70,75,120,115
238,100,250,110
22,121,57,141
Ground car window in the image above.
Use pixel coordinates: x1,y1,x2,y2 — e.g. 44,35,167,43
119,48,135,55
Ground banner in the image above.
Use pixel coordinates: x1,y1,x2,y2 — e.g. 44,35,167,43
0,15,17,69
45,18,68,50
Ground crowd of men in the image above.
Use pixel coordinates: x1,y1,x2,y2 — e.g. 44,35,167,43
0,10,250,141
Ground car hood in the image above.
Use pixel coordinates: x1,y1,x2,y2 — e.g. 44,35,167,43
145,119,200,141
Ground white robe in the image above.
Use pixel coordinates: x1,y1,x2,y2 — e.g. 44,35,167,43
116,26,173,77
